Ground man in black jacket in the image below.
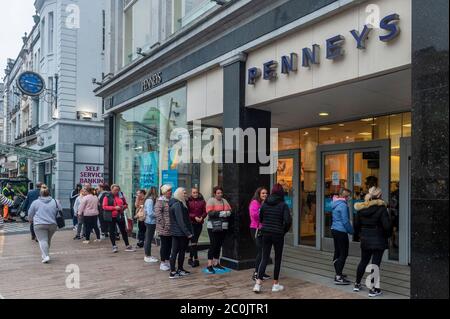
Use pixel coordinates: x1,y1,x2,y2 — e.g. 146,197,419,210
353,187,392,297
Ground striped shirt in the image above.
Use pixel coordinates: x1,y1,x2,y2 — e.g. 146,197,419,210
0,194,13,207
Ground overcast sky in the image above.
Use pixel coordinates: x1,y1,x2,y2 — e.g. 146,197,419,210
0,0,36,80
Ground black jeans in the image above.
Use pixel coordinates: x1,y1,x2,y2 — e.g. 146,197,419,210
356,249,385,284
189,223,203,260
250,228,263,274
207,229,227,261
257,233,285,281
170,236,189,272
84,216,101,241
144,224,156,257
332,229,349,276
98,212,108,234
160,235,172,262
137,221,146,244
108,217,129,247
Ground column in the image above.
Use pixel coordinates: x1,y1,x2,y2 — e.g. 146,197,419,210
411,0,449,299
104,114,115,185
220,53,272,270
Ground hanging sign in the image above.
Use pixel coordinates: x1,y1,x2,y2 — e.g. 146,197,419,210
16,71,45,96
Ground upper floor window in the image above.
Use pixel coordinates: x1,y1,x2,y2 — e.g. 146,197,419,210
41,17,46,56
170,0,216,34
48,12,54,53
123,0,152,65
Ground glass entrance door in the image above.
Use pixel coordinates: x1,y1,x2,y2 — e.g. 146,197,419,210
318,140,390,257
273,151,299,246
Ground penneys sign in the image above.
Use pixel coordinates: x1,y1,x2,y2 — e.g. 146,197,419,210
248,13,400,85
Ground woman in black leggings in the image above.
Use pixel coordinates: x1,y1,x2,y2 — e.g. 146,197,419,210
205,187,232,274
253,184,292,294
353,187,392,297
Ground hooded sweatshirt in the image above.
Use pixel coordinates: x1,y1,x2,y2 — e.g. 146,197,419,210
354,199,392,250
331,196,353,234
187,196,207,224
259,194,292,235
28,197,60,226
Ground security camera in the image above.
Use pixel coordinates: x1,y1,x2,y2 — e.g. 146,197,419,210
136,47,148,57
92,78,102,85
211,0,228,5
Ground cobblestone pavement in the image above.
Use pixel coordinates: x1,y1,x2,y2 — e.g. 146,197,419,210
0,229,363,299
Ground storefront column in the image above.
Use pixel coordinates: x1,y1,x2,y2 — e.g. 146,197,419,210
220,53,272,270
104,113,114,186
411,0,449,299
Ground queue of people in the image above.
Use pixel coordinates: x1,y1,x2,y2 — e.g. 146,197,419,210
21,178,390,298
330,185,393,297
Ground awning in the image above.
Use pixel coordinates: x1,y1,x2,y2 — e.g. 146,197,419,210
0,144,55,161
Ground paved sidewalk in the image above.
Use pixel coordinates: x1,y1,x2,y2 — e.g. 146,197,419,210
0,230,362,299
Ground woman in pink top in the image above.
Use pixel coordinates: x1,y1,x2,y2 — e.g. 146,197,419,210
249,187,269,281
78,187,101,244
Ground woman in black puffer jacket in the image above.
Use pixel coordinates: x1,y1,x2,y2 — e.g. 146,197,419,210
253,184,292,294
353,187,392,297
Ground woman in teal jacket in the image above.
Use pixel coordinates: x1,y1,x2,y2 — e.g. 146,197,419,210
331,188,353,285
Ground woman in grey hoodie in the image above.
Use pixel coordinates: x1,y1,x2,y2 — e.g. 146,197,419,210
28,185,60,264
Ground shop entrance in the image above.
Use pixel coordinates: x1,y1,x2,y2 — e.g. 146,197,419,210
317,140,391,258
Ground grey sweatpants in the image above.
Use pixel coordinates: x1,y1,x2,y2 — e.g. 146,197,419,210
34,224,58,258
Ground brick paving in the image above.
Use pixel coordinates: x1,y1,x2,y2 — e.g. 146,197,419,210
0,230,362,299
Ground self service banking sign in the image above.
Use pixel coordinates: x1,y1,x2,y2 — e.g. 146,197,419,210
247,13,401,85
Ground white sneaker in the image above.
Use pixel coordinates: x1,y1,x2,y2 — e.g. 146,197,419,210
94,239,101,243
253,283,262,293
82,240,90,244
42,256,50,264
145,256,159,263
272,284,284,292
160,263,170,271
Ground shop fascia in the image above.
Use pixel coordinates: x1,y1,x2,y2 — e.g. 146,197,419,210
248,13,400,85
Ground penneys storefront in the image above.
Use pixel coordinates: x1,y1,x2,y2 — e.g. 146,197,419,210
96,0,448,298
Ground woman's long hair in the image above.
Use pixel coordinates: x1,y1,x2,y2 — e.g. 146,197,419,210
252,187,268,203
144,187,158,203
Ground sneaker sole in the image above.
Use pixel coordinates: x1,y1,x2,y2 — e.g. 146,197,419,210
369,292,383,297
334,282,351,285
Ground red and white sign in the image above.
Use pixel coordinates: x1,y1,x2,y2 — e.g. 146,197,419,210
75,164,104,187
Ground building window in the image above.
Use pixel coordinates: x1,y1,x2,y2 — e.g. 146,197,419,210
47,77,53,121
48,12,54,53
41,18,45,56
123,0,152,65
169,0,216,35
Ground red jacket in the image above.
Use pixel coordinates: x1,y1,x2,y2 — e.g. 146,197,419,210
102,193,128,218
187,196,207,224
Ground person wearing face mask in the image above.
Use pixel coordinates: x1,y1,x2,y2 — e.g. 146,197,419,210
249,187,270,281
331,188,353,285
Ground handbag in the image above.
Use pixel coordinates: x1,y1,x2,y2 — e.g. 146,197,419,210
211,219,223,232
135,206,146,222
54,199,66,229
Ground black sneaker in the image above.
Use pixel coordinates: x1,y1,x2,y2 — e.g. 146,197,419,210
169,271,181,279
206,266,216,274
192,260,200,268
263,274,271,280
188,258,194,267
353,283,362,292
73,236,81,240
368,288,383,297
178,269,191,276
334,276,351,285
214,264,226,271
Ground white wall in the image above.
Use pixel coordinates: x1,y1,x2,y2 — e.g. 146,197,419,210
245,0,412,106
187,67,223,121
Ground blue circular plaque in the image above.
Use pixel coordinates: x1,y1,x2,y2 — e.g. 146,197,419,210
16,71,46,96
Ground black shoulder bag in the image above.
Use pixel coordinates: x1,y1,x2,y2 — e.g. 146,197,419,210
54,199,66,229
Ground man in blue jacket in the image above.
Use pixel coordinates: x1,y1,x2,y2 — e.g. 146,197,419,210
23,182,43,241
331,188,353,285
